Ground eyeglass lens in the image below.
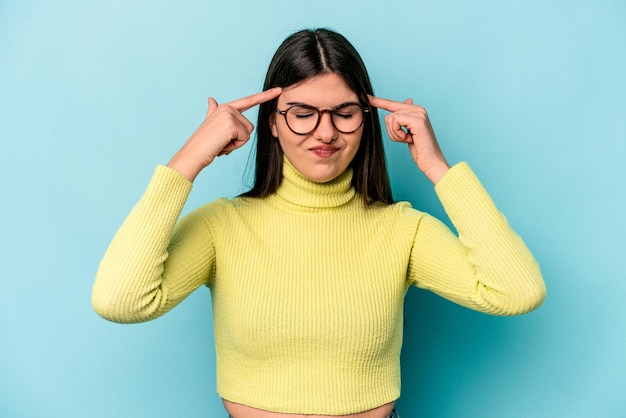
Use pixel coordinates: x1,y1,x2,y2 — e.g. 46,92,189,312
285,104,365,134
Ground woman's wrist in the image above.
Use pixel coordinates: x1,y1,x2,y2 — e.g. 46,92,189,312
422,159,451,185
167,153,205,183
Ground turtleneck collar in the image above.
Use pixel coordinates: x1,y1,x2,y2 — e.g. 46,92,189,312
273,156,356,209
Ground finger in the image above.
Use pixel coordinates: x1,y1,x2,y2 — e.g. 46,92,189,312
383,112,413,143
368,94,411,112
228,87,282,113
206,97,219,118
389,115,411,142
217,149,233,157
383,114,398,142
221,135,248,154
384,114,407,143
227,117,255,147
401,99,414,141
230,111,255,135
391,127,410,143
243,117,254,135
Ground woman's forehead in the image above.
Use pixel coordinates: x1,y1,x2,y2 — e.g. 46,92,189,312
279,73,358,107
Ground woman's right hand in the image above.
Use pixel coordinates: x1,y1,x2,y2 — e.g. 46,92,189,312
167,87,282,182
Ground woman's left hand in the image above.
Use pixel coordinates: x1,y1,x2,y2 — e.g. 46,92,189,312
369,95,450,184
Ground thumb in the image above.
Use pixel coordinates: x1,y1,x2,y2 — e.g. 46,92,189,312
206,97,219,118
404,98,414,105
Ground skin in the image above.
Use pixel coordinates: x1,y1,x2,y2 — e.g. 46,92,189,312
368,95,450,184
167,74,451,418
168,78,450,185
167,87,283,182
269,73,364,183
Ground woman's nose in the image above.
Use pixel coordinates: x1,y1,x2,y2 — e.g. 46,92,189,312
315,111,336,143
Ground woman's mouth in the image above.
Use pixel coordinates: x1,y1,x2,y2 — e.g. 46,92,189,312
309,145,339,158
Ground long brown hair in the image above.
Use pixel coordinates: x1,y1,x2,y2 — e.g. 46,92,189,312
242,28,393,205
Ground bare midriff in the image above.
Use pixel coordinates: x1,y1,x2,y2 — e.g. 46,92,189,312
222,399,395,418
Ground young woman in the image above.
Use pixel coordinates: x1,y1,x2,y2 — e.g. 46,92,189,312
92,28,546,418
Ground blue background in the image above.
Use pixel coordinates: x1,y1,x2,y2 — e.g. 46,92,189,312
1,0,625,417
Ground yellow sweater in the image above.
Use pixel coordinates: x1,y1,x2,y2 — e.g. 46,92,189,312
92,160,545,415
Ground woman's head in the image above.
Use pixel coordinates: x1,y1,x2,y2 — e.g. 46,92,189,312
245,28,393,204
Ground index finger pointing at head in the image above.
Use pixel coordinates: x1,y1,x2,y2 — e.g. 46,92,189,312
228,87,283,112
368,95,411,112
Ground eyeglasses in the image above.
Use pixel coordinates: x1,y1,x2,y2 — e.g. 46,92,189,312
275,102,369,135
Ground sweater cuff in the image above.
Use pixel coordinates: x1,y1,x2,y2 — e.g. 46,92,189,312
433,162,500,224
146,165,194,208
433,161,475,194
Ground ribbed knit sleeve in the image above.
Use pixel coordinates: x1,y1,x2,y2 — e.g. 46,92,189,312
92,166,215,323
407,162,546,315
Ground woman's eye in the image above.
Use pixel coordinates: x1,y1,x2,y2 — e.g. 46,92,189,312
290,106,316,119
334,105,360,119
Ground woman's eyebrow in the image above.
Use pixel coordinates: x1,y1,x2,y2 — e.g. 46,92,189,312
285,101,360,108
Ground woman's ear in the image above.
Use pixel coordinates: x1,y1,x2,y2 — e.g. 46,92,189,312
270,113,278,138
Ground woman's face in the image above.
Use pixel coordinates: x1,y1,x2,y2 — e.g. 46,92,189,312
270,72,363,183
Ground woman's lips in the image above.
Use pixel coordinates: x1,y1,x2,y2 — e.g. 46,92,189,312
309,145,339,158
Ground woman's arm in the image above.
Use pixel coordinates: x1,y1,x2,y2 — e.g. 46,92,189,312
92,88,282,323
167,88,282,182
91,167,214,323
368,95,449,185
370,95,545,314
407,163,545,315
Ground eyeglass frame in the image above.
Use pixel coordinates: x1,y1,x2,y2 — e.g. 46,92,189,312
275,102,370,135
